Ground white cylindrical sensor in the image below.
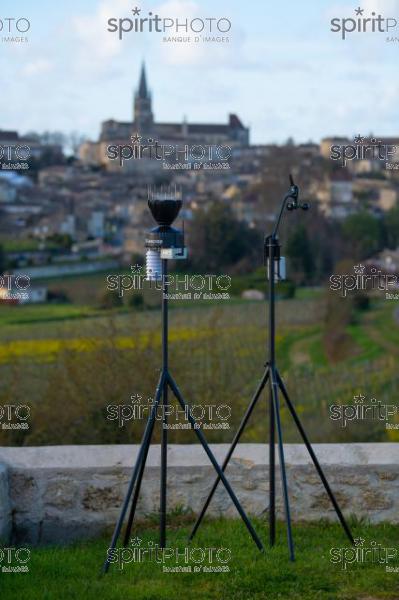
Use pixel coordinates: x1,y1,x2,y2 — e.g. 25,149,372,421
267,257,286,282
146,249,162,281
279,256,286,280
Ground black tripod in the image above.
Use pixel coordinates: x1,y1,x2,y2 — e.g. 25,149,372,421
102,259,264,573
189,176,354,560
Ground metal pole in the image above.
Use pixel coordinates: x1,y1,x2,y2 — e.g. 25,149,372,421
123,375,163,547
268,236,276,547
270,368,295,561
160,259,168,548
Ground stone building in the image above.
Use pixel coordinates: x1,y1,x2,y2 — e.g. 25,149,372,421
79,62,249,172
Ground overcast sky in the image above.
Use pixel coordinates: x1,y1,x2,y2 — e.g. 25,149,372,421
1,0,399,144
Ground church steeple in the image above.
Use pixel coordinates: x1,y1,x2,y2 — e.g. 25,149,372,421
134,62,153,131
138,63,149,99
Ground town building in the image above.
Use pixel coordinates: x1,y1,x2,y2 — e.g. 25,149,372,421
79,63,249,172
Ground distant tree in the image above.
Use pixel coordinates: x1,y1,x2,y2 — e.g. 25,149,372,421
47,233,73,250
129,293,144,310
47,289,70,303
27,146,66,180
67,131,87,157
341,212,383,260
40,131,67,147
0,244,5,274
285,224,315,285
383,206,399,249
188,203,260,273
99,290,123,309
130,252,144,267
24,129,86,158
24,130,66,147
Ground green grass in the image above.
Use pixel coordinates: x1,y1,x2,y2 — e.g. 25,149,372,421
1,238,61,252
307,335,328,367
1,238,41,252
0,304,102,327
1,519,398,600
346,324,382,363
345,301,399,366
295,287,324,300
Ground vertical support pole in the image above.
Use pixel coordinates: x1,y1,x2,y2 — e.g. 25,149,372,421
267,236,276,547
160,259,168,548
270,369,295,561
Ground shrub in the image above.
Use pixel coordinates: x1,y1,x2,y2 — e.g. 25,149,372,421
129,293,144,310
99,290,123,309
353,292,370,312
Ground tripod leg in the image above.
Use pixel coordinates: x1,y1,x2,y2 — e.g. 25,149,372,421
167,373,264,552
160,375,168,547
269,377,275,547
102,372,165,574
189,368,269,542
276,371,354,545
270,369,295,561
123,377,164,547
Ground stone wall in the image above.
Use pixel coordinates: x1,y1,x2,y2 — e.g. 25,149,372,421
0,463,11,543
0,443,397,545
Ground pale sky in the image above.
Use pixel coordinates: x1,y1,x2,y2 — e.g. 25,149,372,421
1,0,399,144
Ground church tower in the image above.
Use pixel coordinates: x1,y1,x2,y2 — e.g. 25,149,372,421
133,62,153,132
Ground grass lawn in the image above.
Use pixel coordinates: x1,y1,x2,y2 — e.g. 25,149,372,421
1,519,398,600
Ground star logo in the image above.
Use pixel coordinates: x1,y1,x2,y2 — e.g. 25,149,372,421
354,134,364,144
131,133,142,144
355,7,364,16
130,393,142,404
353,393,365,404
354,264,365,275
354,537,365,546
131,536,142,547
132,7,141,16
130,264,143,274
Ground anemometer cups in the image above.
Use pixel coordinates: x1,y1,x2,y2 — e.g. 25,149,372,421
286,201,310,211
286,176,310,212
